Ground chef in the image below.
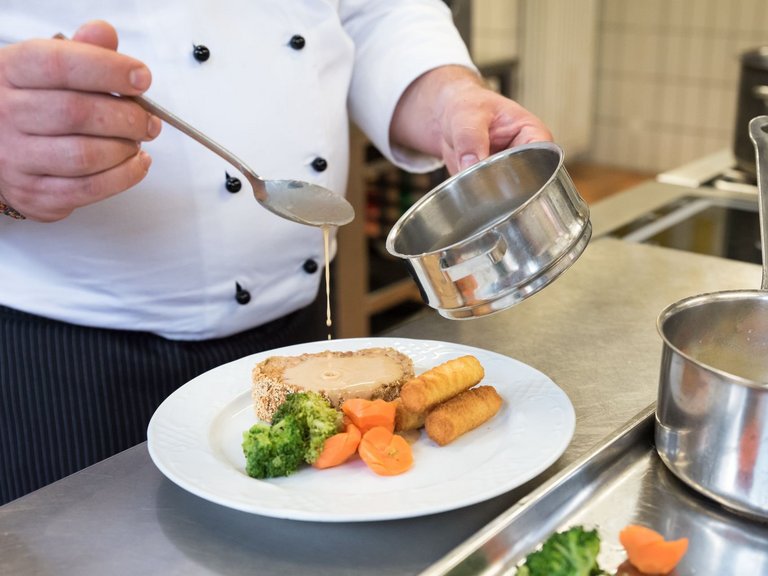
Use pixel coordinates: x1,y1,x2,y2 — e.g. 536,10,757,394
0,0,551,503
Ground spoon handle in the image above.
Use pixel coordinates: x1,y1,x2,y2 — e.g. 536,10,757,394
52,32,268,201
130,94,268,201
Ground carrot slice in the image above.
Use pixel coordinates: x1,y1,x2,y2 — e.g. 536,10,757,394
619,525,664,558
632,539,689,574
341,399,396,435
313,423,361,469
358,426,413,476
620,524,688,574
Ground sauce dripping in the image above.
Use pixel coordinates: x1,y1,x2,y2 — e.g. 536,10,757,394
323,225,332,340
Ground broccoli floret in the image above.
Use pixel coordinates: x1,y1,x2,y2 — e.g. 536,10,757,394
516,526,608,576
242,415,304,479
271,391,342,464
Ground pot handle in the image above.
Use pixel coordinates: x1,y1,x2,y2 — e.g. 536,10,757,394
749,115,768,290
441,233,508,281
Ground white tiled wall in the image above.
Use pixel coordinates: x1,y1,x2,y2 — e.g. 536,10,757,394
590,0,768,173
471,0,598,157
471,0,520,65
469,0,767,173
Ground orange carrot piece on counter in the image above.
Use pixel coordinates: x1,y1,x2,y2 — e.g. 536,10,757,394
313,423,361,469
619,524,664,558
341,398,396,435
635,540,689,575
619,524,688,574
358,426,413,476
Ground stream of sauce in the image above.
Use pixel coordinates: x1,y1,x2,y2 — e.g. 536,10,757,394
323,225,332,340
292,227,407,401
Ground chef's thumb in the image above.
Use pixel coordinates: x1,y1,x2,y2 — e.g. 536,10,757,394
450,118,490,173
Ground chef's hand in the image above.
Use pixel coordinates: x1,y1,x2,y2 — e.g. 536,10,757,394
390,65,552,174
0,20,160,222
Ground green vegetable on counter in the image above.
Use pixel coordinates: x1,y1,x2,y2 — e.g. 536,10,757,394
516,525,609,576
242,391,342,479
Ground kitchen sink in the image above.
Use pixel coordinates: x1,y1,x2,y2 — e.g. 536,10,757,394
606,194,762,265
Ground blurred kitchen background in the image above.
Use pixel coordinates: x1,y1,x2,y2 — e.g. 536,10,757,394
335,0,768,338
472,0,766,173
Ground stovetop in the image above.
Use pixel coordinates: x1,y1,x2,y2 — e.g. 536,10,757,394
599,151,762,265
657,149,758,195
710,166,758,194
606,193,762,264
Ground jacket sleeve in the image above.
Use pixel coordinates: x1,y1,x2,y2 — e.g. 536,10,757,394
340,0,477,173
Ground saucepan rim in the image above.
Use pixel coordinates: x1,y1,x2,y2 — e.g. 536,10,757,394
385,141,565,259
657,288,768,389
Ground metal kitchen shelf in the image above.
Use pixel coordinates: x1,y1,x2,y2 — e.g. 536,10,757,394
421,404,768,576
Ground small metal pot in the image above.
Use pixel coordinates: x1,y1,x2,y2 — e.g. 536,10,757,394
385,142,591,319
656,291,768,520
655,116,768,520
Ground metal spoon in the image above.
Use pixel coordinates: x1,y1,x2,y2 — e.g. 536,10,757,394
53,32,353,227
132,94,354,227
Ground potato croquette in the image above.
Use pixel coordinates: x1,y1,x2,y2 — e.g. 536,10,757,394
400,355,484,413
393,398,426,432
424,385,502,446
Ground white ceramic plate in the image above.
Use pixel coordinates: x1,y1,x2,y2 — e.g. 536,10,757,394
147,337,575,522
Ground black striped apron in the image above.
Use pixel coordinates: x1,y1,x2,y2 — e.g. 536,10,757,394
0,292,327,504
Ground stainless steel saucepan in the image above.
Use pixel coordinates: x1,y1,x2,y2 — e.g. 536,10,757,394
385,142,591,319
655,115,768,520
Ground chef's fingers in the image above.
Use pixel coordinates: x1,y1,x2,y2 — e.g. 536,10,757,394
72,20,119,51
15,135,141,177
6,150,152,222
490,102,553,149
9,89,161,142
443,108,491,174
445,93,553,174
4,38,151,95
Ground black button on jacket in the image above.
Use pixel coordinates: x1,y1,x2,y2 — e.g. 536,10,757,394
289,35,306,50
302,259,319,274
235,282,251,304
193,44,210,62
225,173,242,193
311,157,328,172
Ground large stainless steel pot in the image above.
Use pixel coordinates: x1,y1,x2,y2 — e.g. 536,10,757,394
656,115,768,520
385,142,591,319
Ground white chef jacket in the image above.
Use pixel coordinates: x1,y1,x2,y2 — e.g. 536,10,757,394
0,0,475,340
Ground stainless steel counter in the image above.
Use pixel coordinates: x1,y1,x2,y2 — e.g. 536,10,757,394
1,182,764,576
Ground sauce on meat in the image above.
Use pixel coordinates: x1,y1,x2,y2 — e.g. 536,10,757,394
283,355,406,405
